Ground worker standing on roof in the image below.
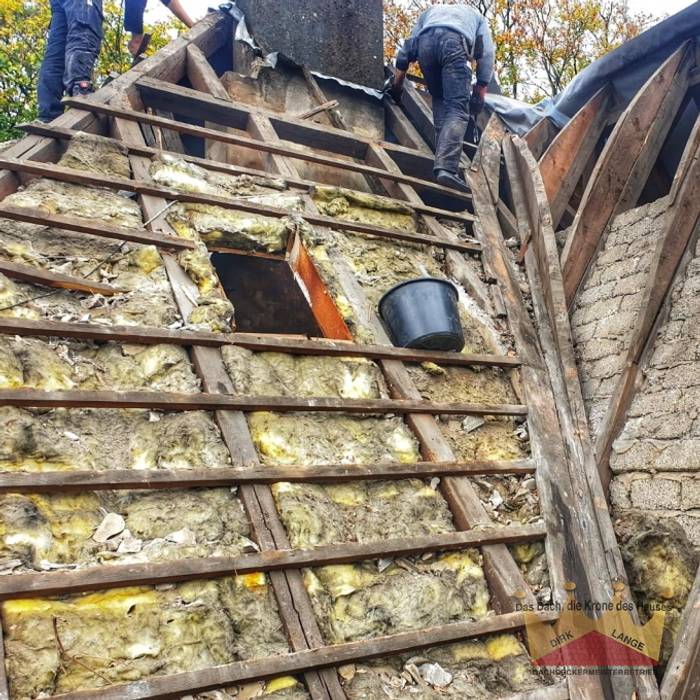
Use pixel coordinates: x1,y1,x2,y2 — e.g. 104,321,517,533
37,0,104,122
124,0,194,58
386,4,495,193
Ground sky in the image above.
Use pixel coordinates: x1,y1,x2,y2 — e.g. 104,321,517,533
147,0,698,27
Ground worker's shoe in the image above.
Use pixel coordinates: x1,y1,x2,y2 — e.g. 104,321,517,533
435,169,469,193
70,80,94,97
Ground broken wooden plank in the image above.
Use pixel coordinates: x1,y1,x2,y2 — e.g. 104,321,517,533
0,458,536,493
524,117,558,161
0,157,481,254
0,387,528,417
0,204,196,251
0,260,122,296
296,99,340,120
61,97,473,205
34,609,559,700
538,85,611,229
0,523,546,599
0,316,521,368
560,41,694,304
22,122,476,225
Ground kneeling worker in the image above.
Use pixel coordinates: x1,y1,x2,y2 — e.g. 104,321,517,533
387,4,495,192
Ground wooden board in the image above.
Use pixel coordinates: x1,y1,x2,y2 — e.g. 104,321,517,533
61,97,474,205
0,260,121,296
0,458,536,493
0,523,546,598
0,157,481,254
37,610,559,700
0,204,196,250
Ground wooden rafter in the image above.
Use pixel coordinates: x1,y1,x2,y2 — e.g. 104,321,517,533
537,86,612,229
524,116,558,161
0,260,121,296
502,132,660,699
560,41,695,305
0,157,480,254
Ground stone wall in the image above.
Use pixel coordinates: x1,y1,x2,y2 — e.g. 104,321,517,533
610,234,700,547
571,197,669,440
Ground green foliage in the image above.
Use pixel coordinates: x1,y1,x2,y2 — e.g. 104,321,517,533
0,0,183,141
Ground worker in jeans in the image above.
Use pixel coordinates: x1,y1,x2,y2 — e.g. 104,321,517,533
387,5,495,192
37,0,104,122
124,0,194,58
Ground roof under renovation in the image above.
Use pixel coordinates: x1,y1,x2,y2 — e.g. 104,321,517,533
0,4,698,700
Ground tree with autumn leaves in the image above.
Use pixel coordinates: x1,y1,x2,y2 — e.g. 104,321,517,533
384,0,654,100
0,0,182,140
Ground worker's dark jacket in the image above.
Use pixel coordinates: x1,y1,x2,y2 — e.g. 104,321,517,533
124,0,172,35
395,6,494,175
37,0,103,122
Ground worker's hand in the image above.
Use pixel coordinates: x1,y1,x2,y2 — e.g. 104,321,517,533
469,83,487,116
128,33,145,56
383,75,404,102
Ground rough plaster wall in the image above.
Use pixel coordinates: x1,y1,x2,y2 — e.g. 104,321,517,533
609,233,700,547
571,197,669,440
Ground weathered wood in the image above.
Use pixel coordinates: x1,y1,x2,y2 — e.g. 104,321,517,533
296,99,340,120
502,131,660,699
186,44,230,162
0,204,196,250
524,116,558,161
0,260,121,296
661,566,700,700
301,67,348,131
0,524,546,599
0,157,481,254
62,97,473,204
385,99,431,152
0,459,536,493
0,316,521,368
594,110,700,474
538,86,611,229
36,609,559,700
561,42,694,304
22,121,477,225
0,388,528,415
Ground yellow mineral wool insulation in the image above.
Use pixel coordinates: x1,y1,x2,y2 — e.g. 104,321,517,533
248,412,420,466
4,179,142,228
57,132,132,180
471,475,541,526
439,418,529,462
0,488,253,572
614,511,698,662
222,346,388,399
271,479,454,548
2,576,288,699
311,185,417,232
186,296,235,333
149,154,286,196
167,200,302,253
342,634,550,698
0,337,200,393
0,407,231,473
305,550,490,645
178,243,225,296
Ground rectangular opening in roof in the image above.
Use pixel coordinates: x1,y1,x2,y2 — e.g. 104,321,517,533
211,246,353,340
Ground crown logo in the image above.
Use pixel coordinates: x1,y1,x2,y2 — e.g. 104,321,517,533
522,581,666,668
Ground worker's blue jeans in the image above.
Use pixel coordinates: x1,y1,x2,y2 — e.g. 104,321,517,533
37,0,104,122
418,27,473,175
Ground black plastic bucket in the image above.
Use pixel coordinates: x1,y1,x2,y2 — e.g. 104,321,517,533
378,277,465,351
